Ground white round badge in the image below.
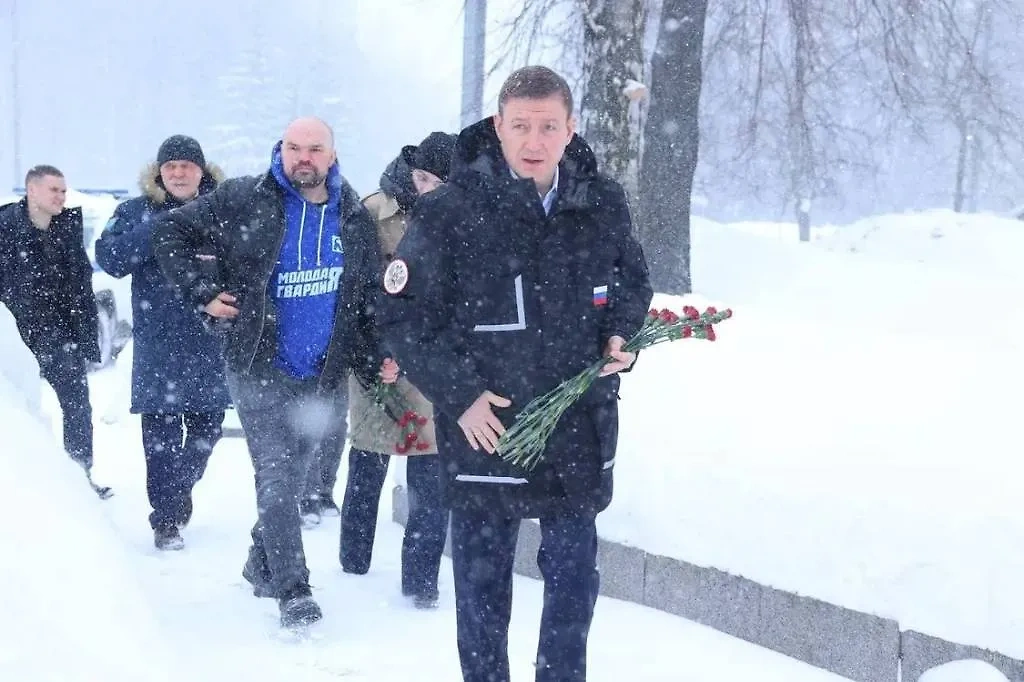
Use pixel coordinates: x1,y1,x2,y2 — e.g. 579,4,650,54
383,258,410,295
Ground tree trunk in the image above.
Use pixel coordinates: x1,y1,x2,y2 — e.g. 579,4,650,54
797,198,812,242
966,120,981,213
787,0,814,242
638,0,709,294
579,0,647,202
954,119,968,212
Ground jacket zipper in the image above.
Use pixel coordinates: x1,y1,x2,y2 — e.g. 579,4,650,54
317,208,353,393
246,212,288,374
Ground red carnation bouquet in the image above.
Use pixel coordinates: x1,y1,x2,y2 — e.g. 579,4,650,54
496,305,734,470
350,380,431,454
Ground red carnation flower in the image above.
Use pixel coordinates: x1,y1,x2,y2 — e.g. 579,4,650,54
496,296,735,471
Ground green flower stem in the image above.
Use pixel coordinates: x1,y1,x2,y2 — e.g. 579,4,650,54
497,309,734,470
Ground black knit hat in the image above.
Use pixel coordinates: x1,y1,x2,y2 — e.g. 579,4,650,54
157,135,206,169
410,132,456,182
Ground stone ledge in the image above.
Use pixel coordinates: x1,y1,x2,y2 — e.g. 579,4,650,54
901,630,1024,682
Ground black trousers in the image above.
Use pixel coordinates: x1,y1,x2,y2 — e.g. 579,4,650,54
339,449,448,596
37,343,93,469
140,411,224,530
450,507,600,682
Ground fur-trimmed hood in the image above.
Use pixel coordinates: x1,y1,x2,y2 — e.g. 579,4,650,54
139,161,226,205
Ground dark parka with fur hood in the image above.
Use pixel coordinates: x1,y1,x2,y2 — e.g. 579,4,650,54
95,162,231,414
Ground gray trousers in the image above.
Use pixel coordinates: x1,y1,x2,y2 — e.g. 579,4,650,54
304,389,348,501
228,368,346,597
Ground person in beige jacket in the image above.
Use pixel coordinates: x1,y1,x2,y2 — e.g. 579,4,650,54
336,132,456,609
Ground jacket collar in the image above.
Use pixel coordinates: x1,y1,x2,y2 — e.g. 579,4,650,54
449,118,599,215
254,167,364,223
6,197,81,231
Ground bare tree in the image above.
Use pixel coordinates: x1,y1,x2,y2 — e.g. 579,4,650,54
485,0,653,202
639,0,709,293
698,0,1024,228
698,1,883,240
880,0,1024,211
485,0,583,85
577,0,648,201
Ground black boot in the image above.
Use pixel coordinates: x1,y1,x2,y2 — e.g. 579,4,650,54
241,554,275,598
299,497,321,529
318,493,339,517
278,583,322,628
412,591,440,610
154,525,184,551
403,586,440,610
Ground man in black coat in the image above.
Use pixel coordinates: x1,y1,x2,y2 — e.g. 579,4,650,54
0,165,110,499
379,66,653,682
152,117,396,628
96,135,231,551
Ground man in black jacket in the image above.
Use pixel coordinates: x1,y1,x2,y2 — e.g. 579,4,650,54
0,165,110,499
152,117,396,628
379,67,653,682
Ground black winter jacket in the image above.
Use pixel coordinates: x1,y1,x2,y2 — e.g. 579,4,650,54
150,171,383,391
0,199,100,362
379,118,653,518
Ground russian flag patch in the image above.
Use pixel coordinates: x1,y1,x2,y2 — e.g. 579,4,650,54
592,285,608,306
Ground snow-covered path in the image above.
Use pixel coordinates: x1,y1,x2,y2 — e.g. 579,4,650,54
82,381,851,681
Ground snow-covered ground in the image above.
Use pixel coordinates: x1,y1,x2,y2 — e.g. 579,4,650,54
603,209,1024,658
0,357,854,681
3,207,1021,680
0,314,181,682
921,660,1011,682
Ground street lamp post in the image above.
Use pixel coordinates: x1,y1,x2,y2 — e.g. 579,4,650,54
460,0,486,128
10,0,21,189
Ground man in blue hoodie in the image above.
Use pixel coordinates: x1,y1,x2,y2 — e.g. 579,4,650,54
152,117,397,628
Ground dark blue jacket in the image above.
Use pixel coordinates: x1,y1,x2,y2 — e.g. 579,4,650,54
379,119,653,518
95,164,230,414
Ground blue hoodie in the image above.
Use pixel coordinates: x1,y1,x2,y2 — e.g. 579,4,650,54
268,143,345,379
